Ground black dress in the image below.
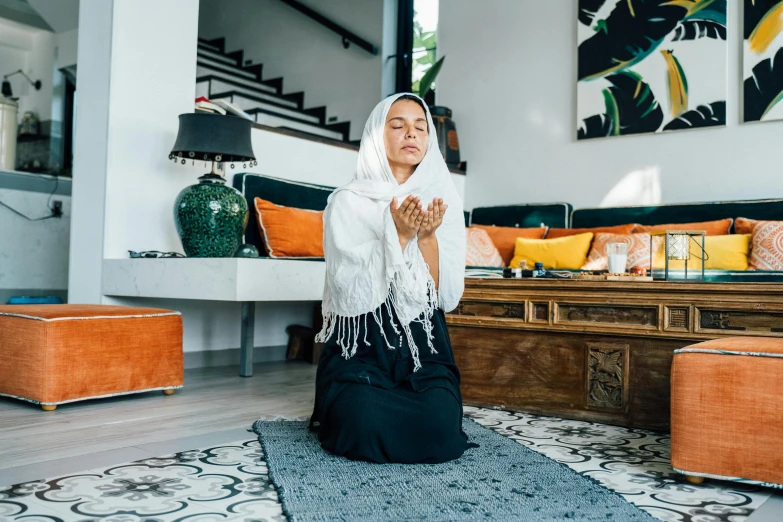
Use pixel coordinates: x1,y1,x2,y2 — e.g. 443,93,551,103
309,302,476,464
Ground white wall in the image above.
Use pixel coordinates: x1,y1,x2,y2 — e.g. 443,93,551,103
438,0,783,211
0,187,70,292
57,28,78,69
67,0,114,304
198,0,387,141
68,0,464,362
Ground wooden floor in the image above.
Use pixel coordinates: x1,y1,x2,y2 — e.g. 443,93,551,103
0,361,317,471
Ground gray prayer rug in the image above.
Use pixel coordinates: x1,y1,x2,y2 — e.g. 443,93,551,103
251,416,657,521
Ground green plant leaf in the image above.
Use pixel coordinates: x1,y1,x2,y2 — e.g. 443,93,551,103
579,0,608,26
661,50,689,118
671,19,726,40
745,0,783,39
744,47,783,121
578,114,614,139
418,55,445,99
602,88,621,136
683,0,726,23
578,71,663,139
663,101,725,130
578,0,690,81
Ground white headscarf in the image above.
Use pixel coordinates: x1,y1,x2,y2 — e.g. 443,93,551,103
315,93,465,372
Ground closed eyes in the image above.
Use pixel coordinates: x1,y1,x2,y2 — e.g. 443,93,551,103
392,126,426,132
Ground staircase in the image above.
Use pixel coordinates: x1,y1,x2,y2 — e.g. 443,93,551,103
196,37,352,142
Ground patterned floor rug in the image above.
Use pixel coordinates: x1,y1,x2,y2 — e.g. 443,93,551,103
0,408,775,521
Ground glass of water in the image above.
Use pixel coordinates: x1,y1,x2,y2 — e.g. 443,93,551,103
606,242,628,274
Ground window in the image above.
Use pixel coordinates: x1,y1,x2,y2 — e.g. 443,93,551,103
411,0,438,103
395,0,439,103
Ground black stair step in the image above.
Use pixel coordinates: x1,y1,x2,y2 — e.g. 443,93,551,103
242,63,265,85
210,90,320,123
226,50,244,66
246,107,336,130
250,110,346,141
199,37,225,53
282,91,305,107
197,60,259,82
197,75,299,107
262,77,284,94
326,121,351,140
277,125,348,144
302,106,326,125
197,49,239,67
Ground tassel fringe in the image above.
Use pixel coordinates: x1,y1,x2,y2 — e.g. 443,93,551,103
315,267,439,372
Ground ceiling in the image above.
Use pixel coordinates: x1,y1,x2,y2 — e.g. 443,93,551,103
0,0,80,33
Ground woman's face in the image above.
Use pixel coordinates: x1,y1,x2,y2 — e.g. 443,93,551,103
384,100,428,170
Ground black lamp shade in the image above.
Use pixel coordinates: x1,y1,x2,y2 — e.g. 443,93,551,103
170,113,255,163
1,81,12,98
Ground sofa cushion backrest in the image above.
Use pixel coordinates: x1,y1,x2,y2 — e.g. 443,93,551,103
233,173,335,256
470,203,572,229
572,199,783,231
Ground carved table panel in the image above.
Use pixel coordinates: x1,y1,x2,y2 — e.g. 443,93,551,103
447,279,783,430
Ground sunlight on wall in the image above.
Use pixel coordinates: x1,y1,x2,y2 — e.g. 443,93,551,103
528,109,566,138
600,166,662,207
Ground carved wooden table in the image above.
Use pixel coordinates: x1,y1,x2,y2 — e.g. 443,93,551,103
446,278,783,431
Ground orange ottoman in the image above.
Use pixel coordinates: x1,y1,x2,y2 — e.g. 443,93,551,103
671,337,783,488
0,304,183,411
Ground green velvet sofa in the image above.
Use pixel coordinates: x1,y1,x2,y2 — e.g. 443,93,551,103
234,173,783,282
234,173,572,256
570,199,783,282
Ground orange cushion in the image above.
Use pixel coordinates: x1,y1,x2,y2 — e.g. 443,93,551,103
471,224,547,266
742,219,783,270
735,217,755,235
582,233,652,271
465,227,505,267
255,197,324,257
671,338,783,485
546,223,636,239
633,218,733,236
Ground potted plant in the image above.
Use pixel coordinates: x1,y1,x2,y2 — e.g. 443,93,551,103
418,57,460,169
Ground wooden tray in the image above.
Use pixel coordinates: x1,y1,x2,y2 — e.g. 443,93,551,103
571,273,653,282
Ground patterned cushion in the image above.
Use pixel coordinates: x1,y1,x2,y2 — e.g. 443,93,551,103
582,233,652,271
746,220,783,270
471,225,548,266
466,227,505,267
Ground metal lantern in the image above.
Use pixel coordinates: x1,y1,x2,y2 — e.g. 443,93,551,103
649,230,706,281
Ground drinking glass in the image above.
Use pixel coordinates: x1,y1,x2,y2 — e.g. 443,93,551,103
606,242,628,274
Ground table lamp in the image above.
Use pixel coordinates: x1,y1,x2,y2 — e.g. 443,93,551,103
169,113,257,257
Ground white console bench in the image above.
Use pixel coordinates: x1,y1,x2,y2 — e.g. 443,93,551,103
102,258,326,377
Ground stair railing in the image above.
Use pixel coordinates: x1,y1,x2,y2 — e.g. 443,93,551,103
277,0,378,56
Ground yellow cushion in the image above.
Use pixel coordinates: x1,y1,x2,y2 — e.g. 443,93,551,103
652,234,751,271
508,233,594,269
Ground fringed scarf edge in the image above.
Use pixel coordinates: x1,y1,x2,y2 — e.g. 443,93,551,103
315,267,438,372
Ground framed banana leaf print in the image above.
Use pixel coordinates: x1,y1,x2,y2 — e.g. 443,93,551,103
577,0,727,140
744,0,783,122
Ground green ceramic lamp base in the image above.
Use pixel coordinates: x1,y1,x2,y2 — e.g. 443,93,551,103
174,173,249,257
